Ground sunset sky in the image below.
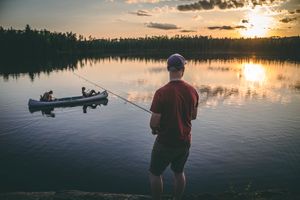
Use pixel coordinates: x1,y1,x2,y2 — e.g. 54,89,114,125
0,0,299,38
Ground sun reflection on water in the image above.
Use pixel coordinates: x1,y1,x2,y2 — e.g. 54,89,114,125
243,63,266,83
64,57,300,107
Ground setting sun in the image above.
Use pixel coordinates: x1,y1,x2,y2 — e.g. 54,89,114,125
240,9,273,38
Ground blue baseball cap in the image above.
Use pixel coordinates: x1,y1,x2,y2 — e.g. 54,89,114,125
167,53,186,71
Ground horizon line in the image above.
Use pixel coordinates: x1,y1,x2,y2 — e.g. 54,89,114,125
1,25,300,40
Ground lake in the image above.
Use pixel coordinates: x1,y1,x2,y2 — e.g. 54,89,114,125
0,56,299,195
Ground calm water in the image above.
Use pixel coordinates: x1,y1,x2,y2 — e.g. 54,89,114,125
0,57,300,194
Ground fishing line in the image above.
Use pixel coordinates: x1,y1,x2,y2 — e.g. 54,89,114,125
73,72,152,114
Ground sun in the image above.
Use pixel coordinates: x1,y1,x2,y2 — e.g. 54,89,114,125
240,9,273,38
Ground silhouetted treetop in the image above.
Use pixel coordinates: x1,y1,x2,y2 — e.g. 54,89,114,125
0,25,299,58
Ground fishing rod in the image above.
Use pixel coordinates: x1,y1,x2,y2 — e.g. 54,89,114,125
73,72,152,114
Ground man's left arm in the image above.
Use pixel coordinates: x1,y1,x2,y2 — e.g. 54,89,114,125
191,90,199,120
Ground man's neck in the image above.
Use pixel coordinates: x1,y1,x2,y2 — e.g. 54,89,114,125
169,72,182,82
170,77,182,81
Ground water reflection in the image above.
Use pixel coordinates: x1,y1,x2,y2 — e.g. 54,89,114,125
290,81,300,91
82,100,107,114
1,56,299,108
41,107,55,118
125,84,274,108
29,99,108,117
116,58,299,107
0,56,79,81
243,63,266,83
1,54,300,81
127,91,154,102
195,85,239,105
0,55,300,194
207,66,230,71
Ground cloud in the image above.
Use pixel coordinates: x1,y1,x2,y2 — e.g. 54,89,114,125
180,29,197,32
177,0,287,11
235,25,247,29
193,14,203,20
151,5,177,14
129,10,152,16
146,22,180,30
125,0,159,3
128,5,177,17
208,25,247,30
280,17,297,23
288,9,300,14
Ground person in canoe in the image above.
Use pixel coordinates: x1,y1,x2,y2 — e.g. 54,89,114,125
40,90,55,101
82,87,98,97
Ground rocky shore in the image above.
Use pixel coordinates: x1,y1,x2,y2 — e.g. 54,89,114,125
0,190,298,200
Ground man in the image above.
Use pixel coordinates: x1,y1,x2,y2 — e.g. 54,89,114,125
82,87,97,97
41,90,54,101
149,53,199,200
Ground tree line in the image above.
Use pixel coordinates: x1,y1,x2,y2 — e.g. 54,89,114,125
0,25,299,58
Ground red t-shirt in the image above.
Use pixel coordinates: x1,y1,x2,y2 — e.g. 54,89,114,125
150,80,199,147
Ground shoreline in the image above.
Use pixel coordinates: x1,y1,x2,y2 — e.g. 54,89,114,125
0,189,299,200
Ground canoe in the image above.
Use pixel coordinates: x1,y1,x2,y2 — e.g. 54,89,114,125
28,98,108,114
28,90,108,108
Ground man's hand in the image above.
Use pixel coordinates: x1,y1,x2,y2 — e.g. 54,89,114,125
151,128,160,135
191,106,198,120
150,112,161,135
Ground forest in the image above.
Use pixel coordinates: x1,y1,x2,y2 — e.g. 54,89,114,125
1,25,300,58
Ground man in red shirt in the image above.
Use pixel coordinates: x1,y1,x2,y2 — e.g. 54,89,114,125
149,53,199,200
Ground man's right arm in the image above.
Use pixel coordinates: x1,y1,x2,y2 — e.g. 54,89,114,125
150,90,162,134
150,112,161,135
191,106,198,120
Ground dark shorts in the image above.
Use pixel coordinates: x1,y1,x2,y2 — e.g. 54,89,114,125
149,140,190,176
